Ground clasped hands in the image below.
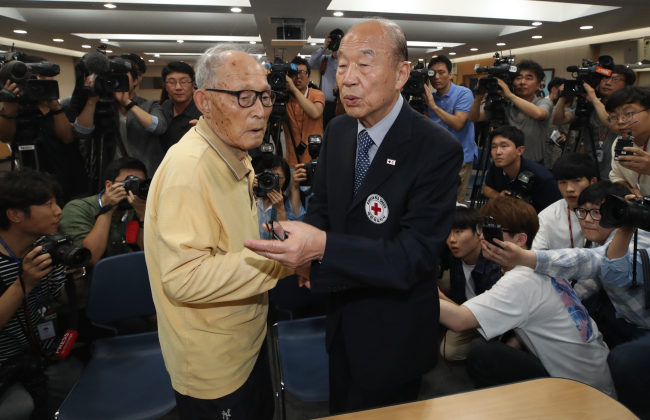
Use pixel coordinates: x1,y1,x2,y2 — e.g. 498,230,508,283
244,221,327,289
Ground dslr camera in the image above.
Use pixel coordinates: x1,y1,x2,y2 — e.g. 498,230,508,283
33,233,92,269
563,55,614,98
302,135,323,187
614,132,635,161
122,174,151,199
510,171,535,204
600,194,650,232
0,52,60,103
476,53,518,95
254,170,281,197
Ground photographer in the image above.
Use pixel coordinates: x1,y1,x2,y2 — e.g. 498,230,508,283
284,57,325,167
0,57,88,203
553,65,635,181
289,163,311,219
482,125,562,213
159,61,202,153
469,60,553,164
606,86,650,197
74,55,167,176
253,156,304,239
439,196,615,397
422,55,476,202
0,170,84,419
308,29,344,129
59,157,146,267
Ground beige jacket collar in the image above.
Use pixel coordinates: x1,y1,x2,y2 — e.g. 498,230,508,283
195,116,251,181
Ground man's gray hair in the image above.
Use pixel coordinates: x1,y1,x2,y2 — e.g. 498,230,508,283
351,17,408,67
194,43,263,89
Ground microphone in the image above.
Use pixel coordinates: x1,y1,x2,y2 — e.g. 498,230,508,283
476,67,488,74
82,51,110,75
566,66,580,73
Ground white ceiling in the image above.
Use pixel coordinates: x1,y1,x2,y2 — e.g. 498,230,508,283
0,0,648,69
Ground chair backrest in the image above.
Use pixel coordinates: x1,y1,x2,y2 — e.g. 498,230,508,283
86,251,156,324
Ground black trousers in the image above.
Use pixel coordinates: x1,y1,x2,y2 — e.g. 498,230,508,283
174,341,274,420
466,338,550,389
328,325,422,415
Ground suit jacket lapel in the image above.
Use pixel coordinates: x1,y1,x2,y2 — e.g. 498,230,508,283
348,104,414,212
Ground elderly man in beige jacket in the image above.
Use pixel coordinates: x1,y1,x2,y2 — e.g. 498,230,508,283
144,44,294,420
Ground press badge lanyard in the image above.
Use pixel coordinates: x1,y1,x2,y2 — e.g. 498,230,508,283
567,207,574,249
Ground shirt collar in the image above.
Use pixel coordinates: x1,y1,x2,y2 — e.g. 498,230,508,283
195,116,251,181
434,82,455,99
303,86,309,98
357,94,404,147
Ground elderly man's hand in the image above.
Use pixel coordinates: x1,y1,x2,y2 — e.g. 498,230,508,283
244,221,326,270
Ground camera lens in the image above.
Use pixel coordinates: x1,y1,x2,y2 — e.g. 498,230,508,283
29,82,46,97
55,244,92,268
106,77,122,90
270,74,283,86
259,174,276,190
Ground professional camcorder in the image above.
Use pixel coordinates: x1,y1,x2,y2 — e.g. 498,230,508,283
265,56,298,92
122,174,151,199
476,53,518,95
302,135,323,187
563,55,614,98
254,170,281,197
33,233,92,269
600,194,650,232
79,45,132,96
402,63,435,114
0,52,60,103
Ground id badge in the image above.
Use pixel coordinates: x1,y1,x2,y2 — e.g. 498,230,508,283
37,320,56,341
597,150,604,163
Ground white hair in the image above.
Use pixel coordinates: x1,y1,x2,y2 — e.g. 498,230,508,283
194,43,264,89
351,17,408,67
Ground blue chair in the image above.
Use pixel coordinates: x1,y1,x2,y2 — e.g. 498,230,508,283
56,252,176,420
274,316,329,420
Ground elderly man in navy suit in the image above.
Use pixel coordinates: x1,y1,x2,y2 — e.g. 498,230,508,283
245,18,463,414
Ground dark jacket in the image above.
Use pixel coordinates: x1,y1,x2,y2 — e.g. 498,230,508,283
449,252,502,305
305,101,463,390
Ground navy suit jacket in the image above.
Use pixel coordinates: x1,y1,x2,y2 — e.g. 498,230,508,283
304,101,463,389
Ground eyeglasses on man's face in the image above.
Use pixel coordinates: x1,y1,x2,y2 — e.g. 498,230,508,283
165,79,193,87
602,76,625,84
575,207,601,221
290,70,309,78
205,89,277,108
606,109,650,124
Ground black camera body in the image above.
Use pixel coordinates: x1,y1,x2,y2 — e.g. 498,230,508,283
600,194,650,232
302,135,323,187
402,66,436,97
510,171,535,204
479,216,505,248
266,56,298,92
80,47,132,96
0,59,60,103
476,55,518,95
614,133,635,161
329,34,343,52
33,233,91,269
255,170,281,197
122,175,151,199
564,55,614,97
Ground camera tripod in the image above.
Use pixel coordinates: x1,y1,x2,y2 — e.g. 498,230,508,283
10,103,48,171
565,96,602,181
469,93,509,208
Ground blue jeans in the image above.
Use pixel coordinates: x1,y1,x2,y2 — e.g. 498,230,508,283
608,327,650,419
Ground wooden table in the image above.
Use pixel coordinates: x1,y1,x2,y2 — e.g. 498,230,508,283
319,378,637,420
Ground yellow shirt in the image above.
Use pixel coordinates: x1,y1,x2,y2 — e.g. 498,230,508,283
144,116,293,399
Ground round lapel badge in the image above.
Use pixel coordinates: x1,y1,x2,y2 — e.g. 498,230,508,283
365,194,389,224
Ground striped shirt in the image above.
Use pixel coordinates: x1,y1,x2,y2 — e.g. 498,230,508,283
0,253,67,364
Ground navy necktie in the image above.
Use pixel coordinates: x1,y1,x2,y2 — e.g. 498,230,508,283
354,130,375,197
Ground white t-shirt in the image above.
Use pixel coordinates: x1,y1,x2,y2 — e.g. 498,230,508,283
463,266,616,397
533,199,585,251
461,260,477,300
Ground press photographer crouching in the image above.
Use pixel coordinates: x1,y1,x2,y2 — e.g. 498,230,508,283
0,55,88,203
482,125,562,212
0,170,87,420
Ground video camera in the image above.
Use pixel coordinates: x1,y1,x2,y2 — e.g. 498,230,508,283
600,194,650,232
79,45,132,96
563,55,614,98
264,56,297,116
476,53,518,95
33,233,92,269
402,63,435,114
510,171,535,204
302,135,322,187
0,52,60,103
327,29,345,52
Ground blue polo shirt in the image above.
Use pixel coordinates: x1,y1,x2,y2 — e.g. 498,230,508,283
484,156,562,213
424,83,476,163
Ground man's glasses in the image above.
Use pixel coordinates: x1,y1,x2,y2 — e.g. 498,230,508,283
606,109,649,124
205,89,276,108
290,70,309,78
266,221,288,241
165,80,193,87
575,208,601,221
603,76,625,84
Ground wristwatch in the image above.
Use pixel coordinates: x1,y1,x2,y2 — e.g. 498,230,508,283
125,101,137,111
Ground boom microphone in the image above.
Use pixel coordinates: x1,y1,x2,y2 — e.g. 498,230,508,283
566,66,580,73
82,51,110,75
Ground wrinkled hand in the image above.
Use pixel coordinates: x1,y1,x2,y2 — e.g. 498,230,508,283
267,189,285,211
298,275,311,289
113,91,131,107
102,182,127,208
292,164,307,189
244,221,326,270
127,191,146,217
22,247,53,294
481,238,534,268
617,147,650,176
497,78,513,99
422,84,436,109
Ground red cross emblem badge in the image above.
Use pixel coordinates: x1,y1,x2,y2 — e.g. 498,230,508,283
365,194,389,224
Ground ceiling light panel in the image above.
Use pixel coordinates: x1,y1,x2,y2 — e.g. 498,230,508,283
30,0,250,5
73,34,261,42
326,0,618,22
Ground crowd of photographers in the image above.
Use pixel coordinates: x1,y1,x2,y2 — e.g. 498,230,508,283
2,33,650,419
